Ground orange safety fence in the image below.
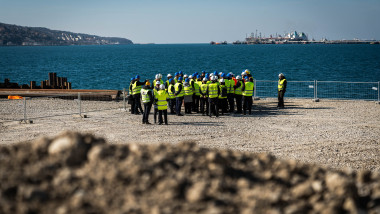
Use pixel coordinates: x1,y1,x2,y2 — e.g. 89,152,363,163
8,95,23,100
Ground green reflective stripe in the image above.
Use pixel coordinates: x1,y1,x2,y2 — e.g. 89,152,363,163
141,89,151,103
208,83,219,98
278,79,286,91
132,82,142,95
234,83,242,95
184,86,193,96
243,82,254,96
175,83,184,97
168,85,176,99
156,91,168,110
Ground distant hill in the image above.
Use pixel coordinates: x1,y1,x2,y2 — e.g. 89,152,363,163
0,22,133,46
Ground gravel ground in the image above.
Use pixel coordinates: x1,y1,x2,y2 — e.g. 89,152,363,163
1,97,379,172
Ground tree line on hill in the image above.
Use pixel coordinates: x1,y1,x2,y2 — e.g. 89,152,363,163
0,22,133,46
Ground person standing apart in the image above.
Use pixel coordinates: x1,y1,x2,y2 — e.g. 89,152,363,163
141,81,153,124
242,77,254,115
278,73,287,108
206,76,220,118
156,84,169,125
174,77,184,116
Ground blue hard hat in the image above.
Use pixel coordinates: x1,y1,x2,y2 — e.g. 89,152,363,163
197,75,201,78
178,76,183,81
221,73,226,78
227,74,232,78
135,75,140,79
179,71,183,75
205,73,209,78
175,72,179,76
202,71,205,74
185,78,189,83
131,77,135,81
169,78,173,82
194,72,198,75
244,76,249,79
213,71,218,75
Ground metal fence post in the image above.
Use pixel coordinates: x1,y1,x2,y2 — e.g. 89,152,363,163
23,97,27,122
313,80,320,102
78,92,81,117
254,79,257,98
378,81,380,104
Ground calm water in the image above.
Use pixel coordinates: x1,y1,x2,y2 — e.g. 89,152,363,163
1,44,380,90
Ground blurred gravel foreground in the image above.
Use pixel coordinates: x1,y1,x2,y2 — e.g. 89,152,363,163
1,131,380,214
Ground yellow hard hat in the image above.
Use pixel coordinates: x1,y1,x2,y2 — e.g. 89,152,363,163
245,69,250,75
146,81,150,86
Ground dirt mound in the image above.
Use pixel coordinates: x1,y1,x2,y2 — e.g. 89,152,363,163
0,132,379,214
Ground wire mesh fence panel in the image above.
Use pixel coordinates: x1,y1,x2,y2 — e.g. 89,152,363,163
286,81,315,98
254,81,278,98
0,99,25,121
316,81,379,100
24,97,78,119
255,81,315,98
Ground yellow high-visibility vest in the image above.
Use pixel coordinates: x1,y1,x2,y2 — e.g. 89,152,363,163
243,82,254,97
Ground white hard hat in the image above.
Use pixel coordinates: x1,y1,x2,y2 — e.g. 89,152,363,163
214,76,218,80
184,74,188,78
158,74,162,79
210,73,214,77
189,75,193,79
159,84,165,90
156,81,161,85
241,71,247,76
236,75,242,80
167,74,172,77
279,73,284,77
219,79,225,83
155,74,160,79
203,78,207,82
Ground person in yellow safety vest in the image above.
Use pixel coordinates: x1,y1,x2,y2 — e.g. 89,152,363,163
155,84,169,125
192,75,200,113
128,77,136,114
242,77,254,115
153,74,164,87
183,78,194,114
206,76,220,117
174,76,184,116
167,78,176,114
226,73,235,113
218,79,228,115
130,75,146,115
278,73,287,108
165,74,173,88
199,78,209,116
153,81,161,124
174,72,179,83
141,81,153,124
233,75,243,114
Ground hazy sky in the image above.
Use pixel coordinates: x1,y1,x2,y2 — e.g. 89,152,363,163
1,0,379,43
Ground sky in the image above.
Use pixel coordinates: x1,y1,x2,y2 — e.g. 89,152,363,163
1,0,379,44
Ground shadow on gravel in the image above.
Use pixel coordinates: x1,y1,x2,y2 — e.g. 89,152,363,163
170,121,223,126
247,102,335,117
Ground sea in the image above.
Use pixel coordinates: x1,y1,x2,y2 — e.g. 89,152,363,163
1,44,380,91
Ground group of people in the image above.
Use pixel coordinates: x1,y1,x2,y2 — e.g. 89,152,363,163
129,70,287,125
